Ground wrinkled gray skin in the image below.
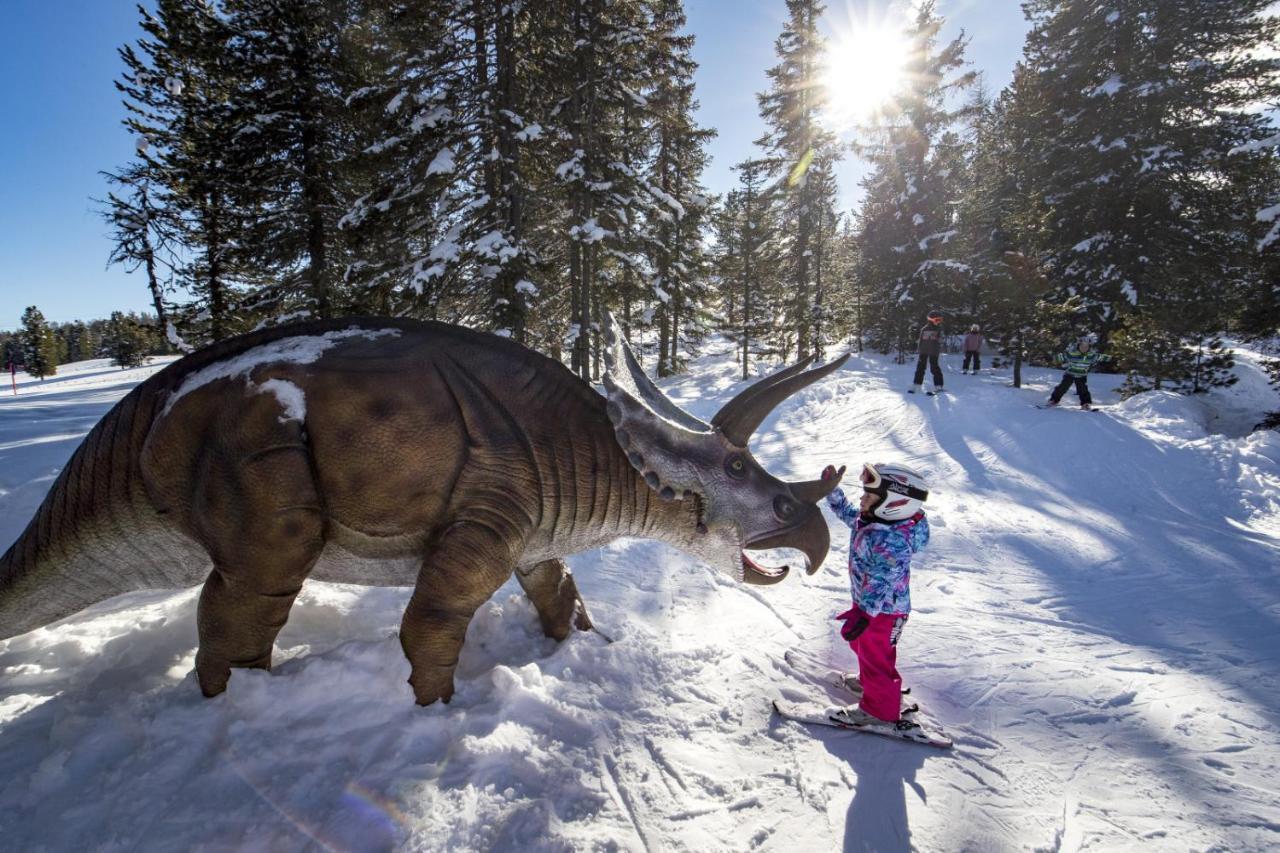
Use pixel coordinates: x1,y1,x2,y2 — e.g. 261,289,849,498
0,316,846,704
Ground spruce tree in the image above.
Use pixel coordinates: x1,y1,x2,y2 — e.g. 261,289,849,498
644,0,714,376
716,159,783,377
1016,0,1280,389
104,312,154,369
222,0,355,320
19,307,59,379
852,1,974,359
102,167,177,331
754,0,842,360
115,0,246,342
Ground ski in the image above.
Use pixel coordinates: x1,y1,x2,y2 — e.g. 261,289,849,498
782,649,917,714
784,649,861,696
1034,402,1105,409
771,699,953,748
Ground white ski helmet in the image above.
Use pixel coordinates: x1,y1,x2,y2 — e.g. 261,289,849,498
860,462,929,522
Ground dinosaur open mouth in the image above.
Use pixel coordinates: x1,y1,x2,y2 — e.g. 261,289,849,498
741,548,800,585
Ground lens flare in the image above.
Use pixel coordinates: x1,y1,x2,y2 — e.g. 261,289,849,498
820,8,912,128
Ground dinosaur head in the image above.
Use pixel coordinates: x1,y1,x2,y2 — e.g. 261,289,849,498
602,313,848,585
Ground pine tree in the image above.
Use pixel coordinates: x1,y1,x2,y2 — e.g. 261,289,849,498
338,1,486,320
826,213,867,353
956,72,1059,386
103,312,154,369
755,0,841,360
1016,0,1280,389
715,159,783,378
102,167,177,332
115,0,247,343
644,0,715,376
19,307,59,379
852,1,974,359
221,0,356,320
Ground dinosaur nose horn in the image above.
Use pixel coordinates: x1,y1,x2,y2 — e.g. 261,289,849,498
791,467,843,504
711,353,851,447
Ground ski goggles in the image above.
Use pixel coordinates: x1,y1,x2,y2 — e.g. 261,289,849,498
860,463,929,502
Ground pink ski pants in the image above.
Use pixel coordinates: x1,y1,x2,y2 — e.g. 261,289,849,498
840,606,908,721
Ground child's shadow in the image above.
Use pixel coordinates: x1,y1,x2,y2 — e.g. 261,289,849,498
824,735,933,852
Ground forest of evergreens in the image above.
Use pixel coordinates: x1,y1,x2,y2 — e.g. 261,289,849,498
15,0,1280,405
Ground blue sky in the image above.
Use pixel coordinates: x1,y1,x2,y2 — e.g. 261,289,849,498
0,1,1029,329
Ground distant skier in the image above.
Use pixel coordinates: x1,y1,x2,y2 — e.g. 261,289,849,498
909,310,945,394
820,462,931,732
961,325,983,374
1046,334,1112,410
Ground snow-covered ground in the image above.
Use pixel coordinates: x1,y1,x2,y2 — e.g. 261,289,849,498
1,349,1278,851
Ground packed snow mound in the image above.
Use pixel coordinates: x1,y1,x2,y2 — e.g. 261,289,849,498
1,347,1278,851
1114,389,1210,439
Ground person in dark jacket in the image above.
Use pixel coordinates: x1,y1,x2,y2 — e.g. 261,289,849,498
1047,335,1112,409
909,311,945,393
961,325,983,374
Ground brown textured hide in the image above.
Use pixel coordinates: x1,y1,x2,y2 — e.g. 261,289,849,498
0,317,836,706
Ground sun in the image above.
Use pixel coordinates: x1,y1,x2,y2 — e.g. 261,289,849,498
820,13,912,127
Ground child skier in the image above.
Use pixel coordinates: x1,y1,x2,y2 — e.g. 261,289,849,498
909,310,945,394
961,325,983,374
1047,335,1112,410
821,461,931,731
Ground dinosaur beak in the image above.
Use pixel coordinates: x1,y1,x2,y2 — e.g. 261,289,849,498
741,509,831,579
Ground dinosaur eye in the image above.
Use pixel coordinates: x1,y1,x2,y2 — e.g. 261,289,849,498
725,454,747,480
774,494,798,521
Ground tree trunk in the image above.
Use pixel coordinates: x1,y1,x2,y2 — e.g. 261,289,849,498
1013,330,1023,388
206,194,227,342
493,1,526,343
294,26,329,319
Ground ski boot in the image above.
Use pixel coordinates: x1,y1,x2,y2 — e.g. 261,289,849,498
829,706,884,727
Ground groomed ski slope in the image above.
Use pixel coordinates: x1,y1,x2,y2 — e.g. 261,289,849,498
1,347,1278,851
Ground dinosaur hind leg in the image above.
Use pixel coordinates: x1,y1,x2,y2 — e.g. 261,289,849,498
188,415,325,698
515,558,593,641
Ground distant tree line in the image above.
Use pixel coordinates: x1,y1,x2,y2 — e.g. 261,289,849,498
101,0,1279,415
2,307,173,378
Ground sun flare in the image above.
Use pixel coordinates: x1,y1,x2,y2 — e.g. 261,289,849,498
821,15,912,127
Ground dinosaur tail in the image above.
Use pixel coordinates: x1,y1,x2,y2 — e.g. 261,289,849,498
0,383,199,641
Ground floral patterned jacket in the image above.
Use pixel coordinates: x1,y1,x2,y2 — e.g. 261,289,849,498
827,487,930,616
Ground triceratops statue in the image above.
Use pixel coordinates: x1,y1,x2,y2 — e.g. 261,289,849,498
0,314,846,704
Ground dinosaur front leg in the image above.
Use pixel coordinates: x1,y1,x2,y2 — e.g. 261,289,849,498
515,558,593,641
400,520,518,705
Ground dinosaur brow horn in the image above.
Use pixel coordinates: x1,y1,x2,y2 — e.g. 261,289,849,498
712,354,851,447
710,357,815,439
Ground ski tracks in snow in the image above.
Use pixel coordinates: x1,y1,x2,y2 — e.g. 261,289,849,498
2,349,1279,850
